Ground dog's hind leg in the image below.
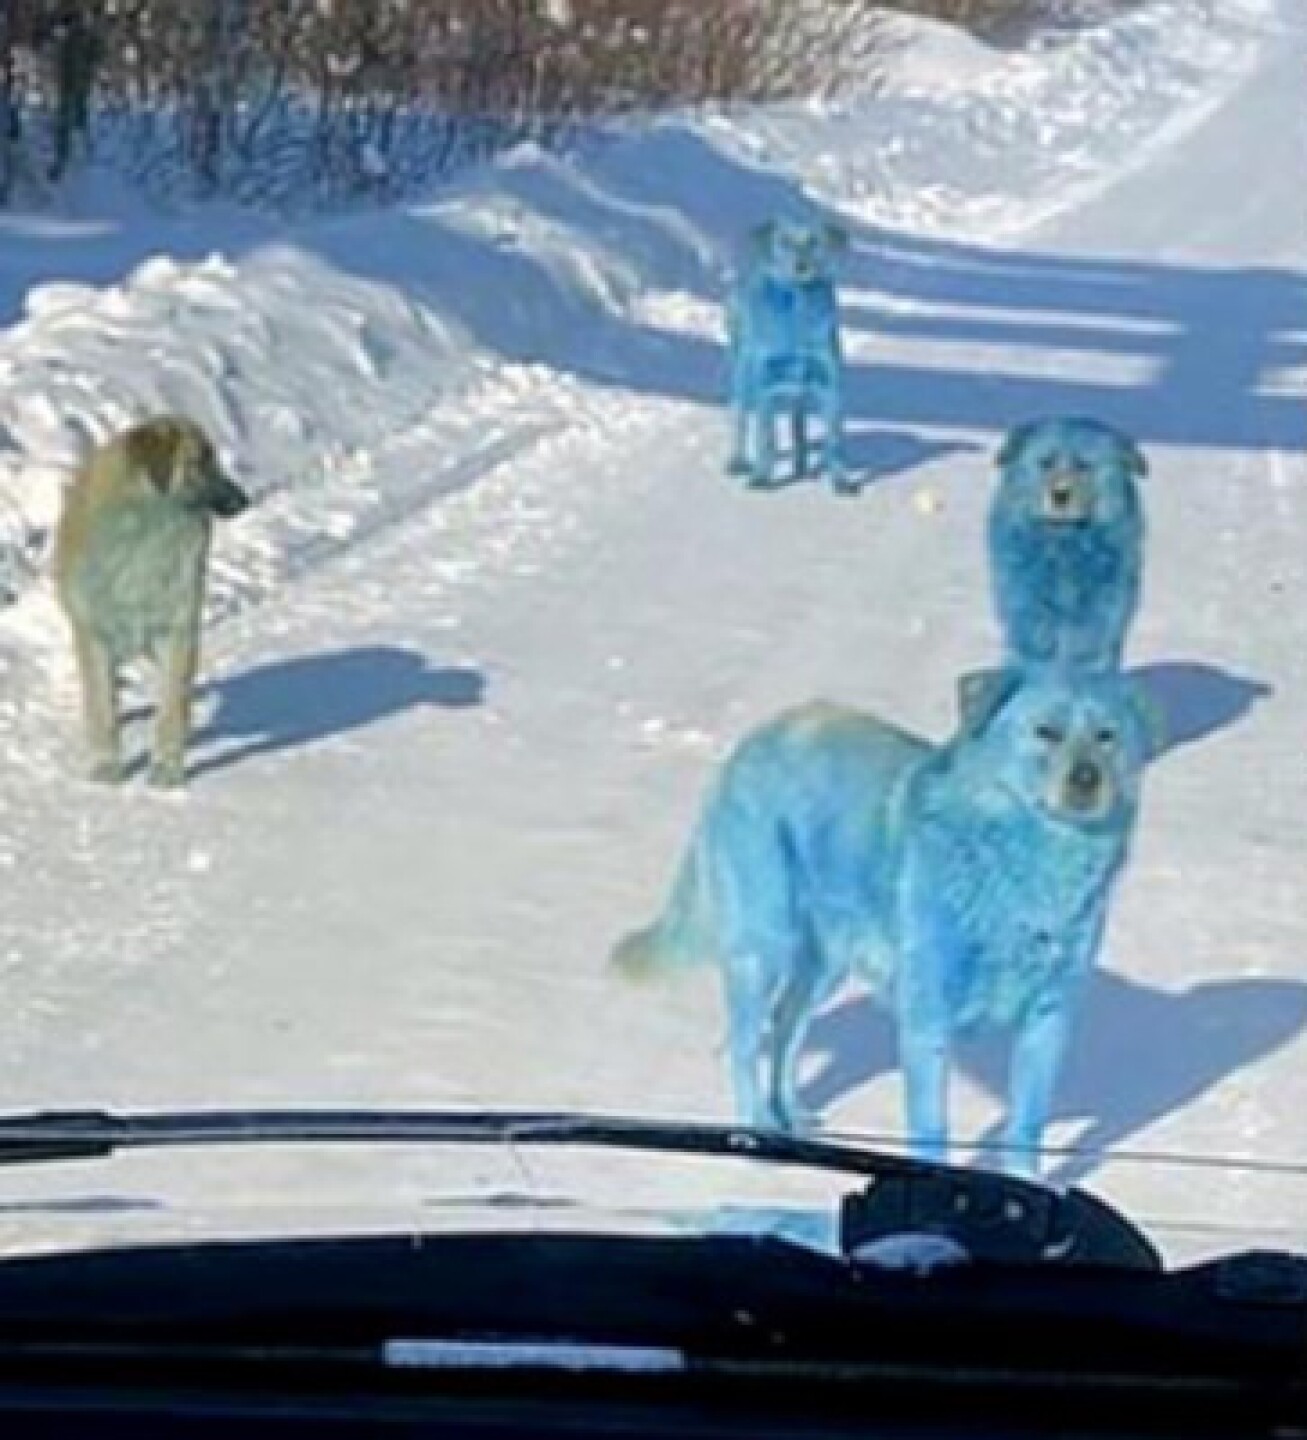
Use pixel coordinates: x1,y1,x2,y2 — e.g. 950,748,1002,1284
768,954,841,1133
723,953,777,1129
71,627,122,783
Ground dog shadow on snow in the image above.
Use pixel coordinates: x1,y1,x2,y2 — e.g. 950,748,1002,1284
186,644,485,778
753,426,982,492
1130,659,1273,752
801,657,1286,1185
803,970,1307,1189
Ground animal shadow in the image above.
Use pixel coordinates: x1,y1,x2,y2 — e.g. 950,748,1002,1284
190,644,485,777
802,970,1307,1186
1130,661,1272,755
845,429,980,488
745,430,977,493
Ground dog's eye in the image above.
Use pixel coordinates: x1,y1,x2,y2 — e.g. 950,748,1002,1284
1096,727,1118,746
1034,722,1064,744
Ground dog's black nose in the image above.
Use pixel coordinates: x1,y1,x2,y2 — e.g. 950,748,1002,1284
1070,759,1102,793
212,483,251,519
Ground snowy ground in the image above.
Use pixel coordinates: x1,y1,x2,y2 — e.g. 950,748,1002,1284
0,0,1301,1262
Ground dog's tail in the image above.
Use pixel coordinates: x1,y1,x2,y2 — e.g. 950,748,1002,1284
612,832,716,985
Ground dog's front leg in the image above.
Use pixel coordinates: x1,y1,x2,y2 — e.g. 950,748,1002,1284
747,392,779,488
1005,983,1080,1180
150,621,200,789
72,626,122,783
899,1020,950,1165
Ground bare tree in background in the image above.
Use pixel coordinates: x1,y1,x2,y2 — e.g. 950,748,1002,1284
0,0,1036,210
0,0,20,203
50,3,104,180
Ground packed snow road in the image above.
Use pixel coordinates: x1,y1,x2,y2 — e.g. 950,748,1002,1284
0,3,1300,1256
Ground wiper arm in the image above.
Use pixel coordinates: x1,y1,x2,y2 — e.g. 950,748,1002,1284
0,1108,1160,1270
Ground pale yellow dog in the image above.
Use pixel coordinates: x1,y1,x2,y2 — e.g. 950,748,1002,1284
54,416,250,787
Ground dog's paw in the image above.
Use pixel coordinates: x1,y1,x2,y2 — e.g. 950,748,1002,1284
87,758,125,785
146,759,187,791
726,454,752,477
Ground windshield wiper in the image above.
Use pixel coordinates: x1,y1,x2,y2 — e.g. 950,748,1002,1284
0,1107,1160,1270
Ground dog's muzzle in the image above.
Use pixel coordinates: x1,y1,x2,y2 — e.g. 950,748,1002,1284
210,477,251,519
1041,469,1092,524
1055,756,1112,818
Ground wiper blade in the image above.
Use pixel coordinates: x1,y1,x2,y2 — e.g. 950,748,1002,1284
0,1107,937,1173
0,1108,1162,1270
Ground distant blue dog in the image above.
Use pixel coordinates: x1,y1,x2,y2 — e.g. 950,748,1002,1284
727,218,850,491
614,668,1158,1178
989,417,1147,673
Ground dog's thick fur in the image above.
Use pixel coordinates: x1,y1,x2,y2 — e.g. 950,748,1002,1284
614,670,1158,1177
53,416,250,787
988,417,1146,673
727,218,850,491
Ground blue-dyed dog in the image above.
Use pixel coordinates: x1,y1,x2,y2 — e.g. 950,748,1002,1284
614,668,1158,1178
727,218,850,491
988,416,1146,673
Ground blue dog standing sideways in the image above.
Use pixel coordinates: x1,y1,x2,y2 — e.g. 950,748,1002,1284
726,218,852,492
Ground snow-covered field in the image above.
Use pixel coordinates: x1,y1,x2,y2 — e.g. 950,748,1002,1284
0,0,1301,1262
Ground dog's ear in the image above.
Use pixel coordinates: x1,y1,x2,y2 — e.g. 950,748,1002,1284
956,666,1020,737
996,420,1038,469
822,222,849,254
1120,434,1149,478
126,418,187,496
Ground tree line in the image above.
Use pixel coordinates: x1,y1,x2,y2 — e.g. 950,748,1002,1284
0,1,1026,209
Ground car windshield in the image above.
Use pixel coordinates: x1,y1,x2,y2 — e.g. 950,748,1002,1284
0,0,1300,1275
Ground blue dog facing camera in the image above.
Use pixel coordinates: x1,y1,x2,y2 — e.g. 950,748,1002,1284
613,665,1160,1179
988,416,1147,674
726,218,851,492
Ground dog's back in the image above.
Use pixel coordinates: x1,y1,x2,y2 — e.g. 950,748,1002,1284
615,702,931,989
